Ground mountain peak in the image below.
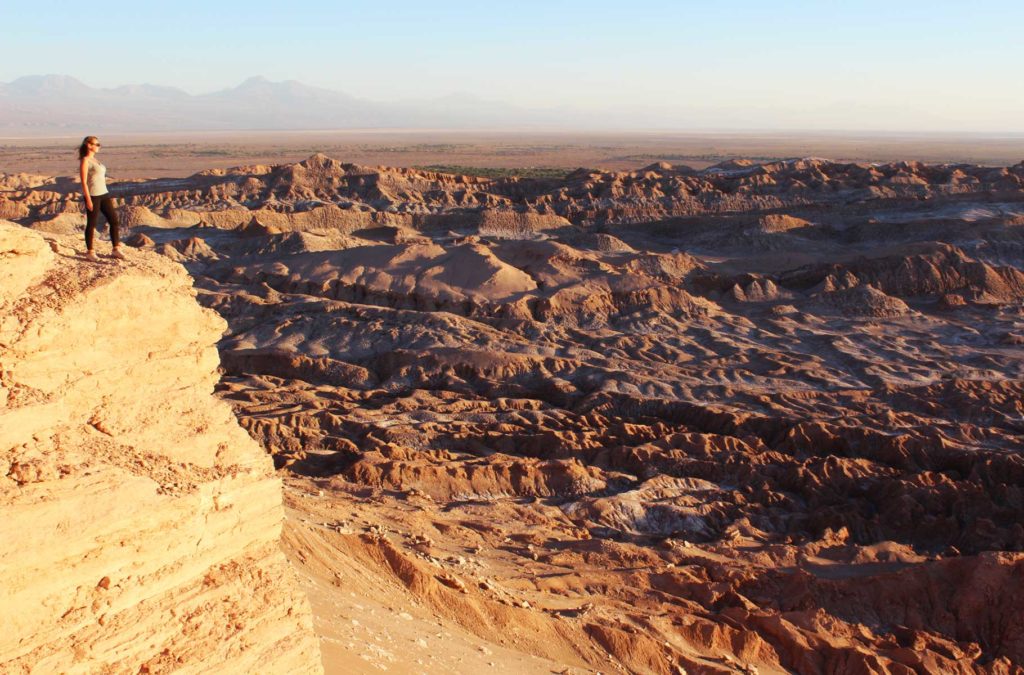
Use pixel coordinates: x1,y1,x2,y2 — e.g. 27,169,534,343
239,75,271,87
7,74,93,95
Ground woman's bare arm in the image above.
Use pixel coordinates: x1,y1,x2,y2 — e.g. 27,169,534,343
79,157,92,211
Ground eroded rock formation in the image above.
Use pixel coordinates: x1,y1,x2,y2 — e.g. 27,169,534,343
0,223,322,673
4,153,1024,673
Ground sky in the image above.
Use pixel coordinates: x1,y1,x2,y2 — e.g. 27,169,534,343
2,0,1022,132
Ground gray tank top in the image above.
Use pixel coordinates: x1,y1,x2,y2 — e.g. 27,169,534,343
84,157,108,196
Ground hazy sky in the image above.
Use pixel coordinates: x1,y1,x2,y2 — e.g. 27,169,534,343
3,0,1022,132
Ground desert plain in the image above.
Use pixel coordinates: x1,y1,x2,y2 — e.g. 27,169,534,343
5,130,1024,180
3,132,1024,674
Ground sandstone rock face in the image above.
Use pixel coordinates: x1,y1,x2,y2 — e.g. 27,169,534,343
0,223,322,674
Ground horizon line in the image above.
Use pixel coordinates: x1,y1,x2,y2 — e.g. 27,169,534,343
5,128,1024,141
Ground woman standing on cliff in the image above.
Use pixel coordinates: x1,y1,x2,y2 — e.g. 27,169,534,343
78,136,124,261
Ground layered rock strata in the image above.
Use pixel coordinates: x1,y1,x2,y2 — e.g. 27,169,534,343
0,222,322,673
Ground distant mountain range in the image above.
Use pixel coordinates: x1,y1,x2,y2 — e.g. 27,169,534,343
0,75,565,134
6,74,1016,137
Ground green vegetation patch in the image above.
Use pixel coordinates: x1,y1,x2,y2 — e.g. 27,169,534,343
414,165,572,180
617,154,785,164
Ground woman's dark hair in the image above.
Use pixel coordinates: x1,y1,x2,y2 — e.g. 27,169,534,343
78,136,98,160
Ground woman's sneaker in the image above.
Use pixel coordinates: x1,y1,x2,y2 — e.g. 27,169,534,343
85,250,98,262
111,248,126,260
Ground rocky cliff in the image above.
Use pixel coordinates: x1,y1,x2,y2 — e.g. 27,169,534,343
0,222,322,673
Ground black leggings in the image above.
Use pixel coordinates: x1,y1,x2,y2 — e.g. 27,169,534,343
85,194,120,250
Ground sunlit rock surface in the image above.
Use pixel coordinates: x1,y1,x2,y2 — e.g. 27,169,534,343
0,223,322,674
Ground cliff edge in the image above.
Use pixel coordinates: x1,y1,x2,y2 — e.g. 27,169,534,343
0,222,322,673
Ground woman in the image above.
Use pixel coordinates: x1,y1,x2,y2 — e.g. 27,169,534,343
78,136,124,261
